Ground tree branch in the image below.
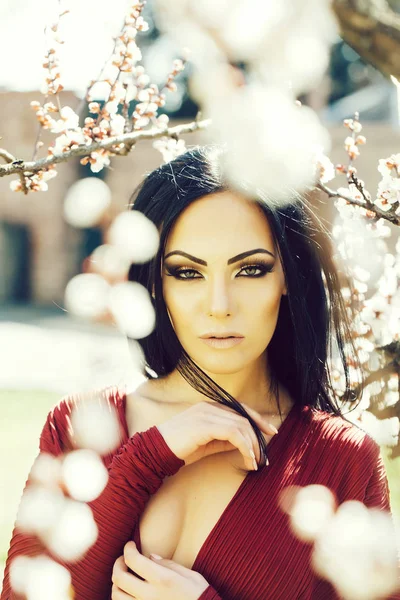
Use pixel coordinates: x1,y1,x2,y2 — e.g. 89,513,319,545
317,180,400,226
0,118,211,178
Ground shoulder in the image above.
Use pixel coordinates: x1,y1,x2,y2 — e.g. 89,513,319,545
39,383,128,456
304,405,381,471
301,406,389,504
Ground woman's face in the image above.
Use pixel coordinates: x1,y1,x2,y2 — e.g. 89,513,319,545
161,191,287,375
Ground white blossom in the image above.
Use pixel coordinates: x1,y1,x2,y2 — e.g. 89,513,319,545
90,150,111,173
53,130,88,154
377,154,400,178
50,106,80,133
105,100,119,114
153,137,187,163
376,177,400,206
110,114,126,136
315,150,335,183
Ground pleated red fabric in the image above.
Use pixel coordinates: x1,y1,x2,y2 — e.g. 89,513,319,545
1,385,400,600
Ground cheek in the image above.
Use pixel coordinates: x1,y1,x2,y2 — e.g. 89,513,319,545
162,284,195,328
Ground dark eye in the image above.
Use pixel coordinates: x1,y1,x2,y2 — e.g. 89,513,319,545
237,264,274,277
167,267,201,279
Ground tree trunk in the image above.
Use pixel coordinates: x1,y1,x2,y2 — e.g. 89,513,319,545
333,0,400,80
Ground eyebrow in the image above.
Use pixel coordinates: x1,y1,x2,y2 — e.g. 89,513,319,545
163,248,275,266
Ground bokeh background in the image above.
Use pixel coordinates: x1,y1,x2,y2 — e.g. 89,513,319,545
1,0,400,582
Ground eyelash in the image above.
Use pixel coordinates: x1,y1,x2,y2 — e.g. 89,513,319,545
165,262,274,280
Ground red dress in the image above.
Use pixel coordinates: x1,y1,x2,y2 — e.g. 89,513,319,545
1,384,400,600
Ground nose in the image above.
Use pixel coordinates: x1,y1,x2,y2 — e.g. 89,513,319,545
206,276,232,317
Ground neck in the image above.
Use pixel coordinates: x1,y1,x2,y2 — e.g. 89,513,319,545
152,353,293,416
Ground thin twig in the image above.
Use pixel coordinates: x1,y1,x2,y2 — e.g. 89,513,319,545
317,180,400,226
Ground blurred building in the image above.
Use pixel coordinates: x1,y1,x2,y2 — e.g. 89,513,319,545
0,36,400,306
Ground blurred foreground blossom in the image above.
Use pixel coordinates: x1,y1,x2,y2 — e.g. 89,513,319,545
16,485,66,537
62,449,108,502
64,273,111,319
9,555,72,600
313,502,399,600
41,498,98,562
30,453,63,488
155,0,337,93
108,281,156,338
201,81,331,204
69,391,123,455
15,486,98,562
63,178,112,228
286,485,337,542
279,485,400,600
88,244,132,282
107,210,160,263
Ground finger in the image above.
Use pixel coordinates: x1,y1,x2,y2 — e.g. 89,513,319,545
123,541,169,586
240,402,280,435
113,555,128,576
112,566,148,598
149,555,193,578
200,409,260,464
206,412,261,466
111,582,137,600
112,547,148,598
204,416,258,470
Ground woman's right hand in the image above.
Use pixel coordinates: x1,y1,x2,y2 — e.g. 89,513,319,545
157,401,279,471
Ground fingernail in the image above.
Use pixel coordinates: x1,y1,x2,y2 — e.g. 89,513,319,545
252,457,258,470
270,425,279,434
250,449,255,460
150,553,163,560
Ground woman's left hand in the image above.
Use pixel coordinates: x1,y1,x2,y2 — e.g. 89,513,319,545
111,541,210,600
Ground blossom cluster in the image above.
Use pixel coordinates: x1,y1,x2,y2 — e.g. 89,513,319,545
8,1,187,188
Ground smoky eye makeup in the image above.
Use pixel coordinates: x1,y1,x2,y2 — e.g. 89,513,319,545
163,258,275,279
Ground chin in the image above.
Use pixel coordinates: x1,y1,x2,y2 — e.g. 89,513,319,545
189,352,254,376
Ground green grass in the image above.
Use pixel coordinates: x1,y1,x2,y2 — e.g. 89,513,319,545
382,444,400,517
0,389,60,566
1,390,400,576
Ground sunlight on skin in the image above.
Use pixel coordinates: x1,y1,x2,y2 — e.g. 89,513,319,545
154,189,291,415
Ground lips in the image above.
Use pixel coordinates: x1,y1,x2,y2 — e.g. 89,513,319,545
201,336,245,348
200,334,244,339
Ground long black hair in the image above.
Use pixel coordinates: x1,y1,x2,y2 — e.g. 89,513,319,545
127,145,364,472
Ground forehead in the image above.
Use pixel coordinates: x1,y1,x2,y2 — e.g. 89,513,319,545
164,191,275,255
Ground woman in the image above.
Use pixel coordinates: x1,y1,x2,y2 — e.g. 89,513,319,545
2,146,399,600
